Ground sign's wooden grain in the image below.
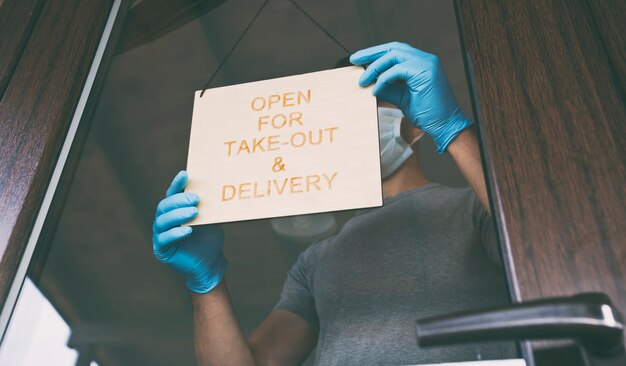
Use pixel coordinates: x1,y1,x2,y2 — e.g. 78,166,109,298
186,66,382,225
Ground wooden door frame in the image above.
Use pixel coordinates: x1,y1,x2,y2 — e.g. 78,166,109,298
0,0,122,336
455,0,625,363
0,0,623,364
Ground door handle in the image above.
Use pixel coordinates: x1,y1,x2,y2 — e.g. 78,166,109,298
415,293,624,356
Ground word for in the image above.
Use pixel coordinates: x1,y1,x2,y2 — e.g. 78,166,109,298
257,112,303,131
223,127,338,156
221,172,338,201
250,89,311,111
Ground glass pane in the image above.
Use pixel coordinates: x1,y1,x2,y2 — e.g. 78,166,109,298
1,1,520,365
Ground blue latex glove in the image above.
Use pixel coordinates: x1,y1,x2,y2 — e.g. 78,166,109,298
350,42,473,153
152,170,227,293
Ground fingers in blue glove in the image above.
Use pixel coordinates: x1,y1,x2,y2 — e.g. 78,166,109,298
371,63,416,97
156,192,199,215
152,171,228,294
153,206,198,234
166,170,188,197
373,81,406,107
349,41,416,65
154,226,193,250
357,50,405,87
350,41,471,153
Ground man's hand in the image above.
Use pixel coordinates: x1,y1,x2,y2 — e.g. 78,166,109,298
152,170,227,293
350,42,472,153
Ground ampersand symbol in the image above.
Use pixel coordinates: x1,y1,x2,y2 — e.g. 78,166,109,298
272,156,286,172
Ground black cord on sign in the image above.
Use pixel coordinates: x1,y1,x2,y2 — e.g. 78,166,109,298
200,0,351,97
287,0,352,55
200,0,270,97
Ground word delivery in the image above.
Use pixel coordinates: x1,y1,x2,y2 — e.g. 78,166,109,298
222,172,338,201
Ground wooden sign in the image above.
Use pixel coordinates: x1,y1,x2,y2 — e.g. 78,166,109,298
186,66,382,225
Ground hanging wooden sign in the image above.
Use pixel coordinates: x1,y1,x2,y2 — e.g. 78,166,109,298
186,66,382,225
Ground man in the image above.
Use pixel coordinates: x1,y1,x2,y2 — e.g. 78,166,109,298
152,42,514,365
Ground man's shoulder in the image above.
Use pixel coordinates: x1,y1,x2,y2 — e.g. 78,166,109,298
297,185,479,260
297,233,337,267
392,183,476,207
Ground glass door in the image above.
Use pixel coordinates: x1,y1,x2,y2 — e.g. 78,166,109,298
0,1,521,365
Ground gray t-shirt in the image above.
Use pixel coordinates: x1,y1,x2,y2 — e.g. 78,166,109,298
274,183,517,365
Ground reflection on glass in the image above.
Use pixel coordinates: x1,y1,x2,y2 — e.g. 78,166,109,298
0,278,99,366
1,1,518,365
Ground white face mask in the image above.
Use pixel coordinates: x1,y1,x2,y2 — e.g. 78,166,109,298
378,107,423,179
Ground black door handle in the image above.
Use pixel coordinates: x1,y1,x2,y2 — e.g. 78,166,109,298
416,293,624,357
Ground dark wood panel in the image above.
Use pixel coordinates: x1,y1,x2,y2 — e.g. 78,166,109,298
0,0,44,97
0,0,113,306
586,0,626,91
456,0,626,360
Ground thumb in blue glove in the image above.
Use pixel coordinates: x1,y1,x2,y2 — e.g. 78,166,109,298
350,42,473,153
152,170,227,293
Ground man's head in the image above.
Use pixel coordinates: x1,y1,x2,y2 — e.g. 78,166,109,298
378,101,424,179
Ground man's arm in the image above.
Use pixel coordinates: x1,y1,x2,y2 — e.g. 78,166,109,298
153,172,315,366
193,281,316,366
192,281,256,365
248,307,317,365
446,126,491,214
